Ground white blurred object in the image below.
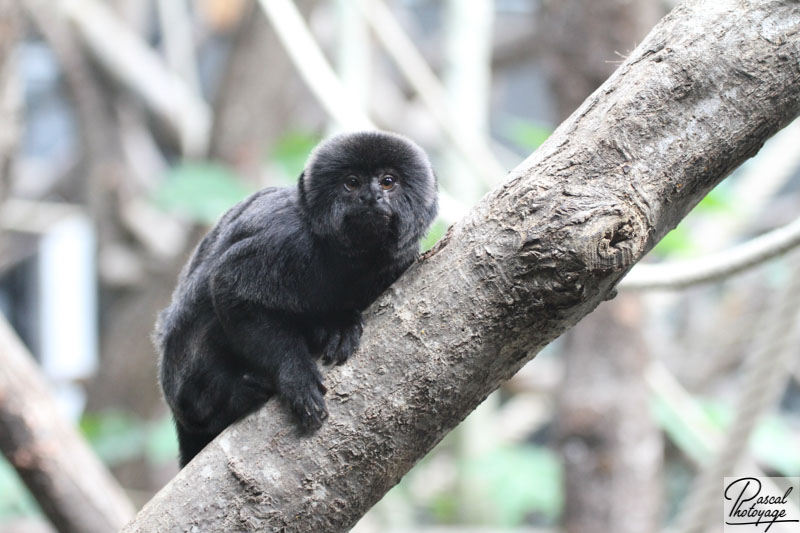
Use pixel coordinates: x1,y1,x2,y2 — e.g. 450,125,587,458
1,200,98,421
38,212,97,380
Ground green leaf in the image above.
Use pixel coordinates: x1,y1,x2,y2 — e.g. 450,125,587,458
153,162,253,225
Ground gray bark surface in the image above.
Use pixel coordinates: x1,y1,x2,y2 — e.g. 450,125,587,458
123,0,800,531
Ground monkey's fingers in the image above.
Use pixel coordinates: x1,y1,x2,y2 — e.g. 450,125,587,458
332,323,361,365
284,371,329,433
321,330,343,365
295,390,328,432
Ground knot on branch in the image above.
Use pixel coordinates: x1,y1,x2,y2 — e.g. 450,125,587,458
590,219,639,272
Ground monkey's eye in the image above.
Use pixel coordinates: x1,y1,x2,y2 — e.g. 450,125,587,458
379,175,396,190
344,176,361,191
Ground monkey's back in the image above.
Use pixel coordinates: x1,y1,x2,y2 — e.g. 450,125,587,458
154,188,296,381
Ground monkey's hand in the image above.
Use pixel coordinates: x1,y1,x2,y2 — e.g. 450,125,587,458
320,312,364,366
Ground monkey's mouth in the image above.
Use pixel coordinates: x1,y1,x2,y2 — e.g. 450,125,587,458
350,205,393,224
343,210,397,246
373,212,392,224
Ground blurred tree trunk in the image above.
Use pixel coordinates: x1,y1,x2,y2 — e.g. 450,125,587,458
23,0,184,495
0,0,19,203
210,0,321,183
557,297,662,533
540,0,663,120
541,1,664,532
121,1,800,531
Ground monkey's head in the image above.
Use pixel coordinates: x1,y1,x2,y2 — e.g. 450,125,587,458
299,131,438,255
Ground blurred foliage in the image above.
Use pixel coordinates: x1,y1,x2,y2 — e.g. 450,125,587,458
421,219,449,252
701,400,800,476
650,224,694,258
464,445,562,526
0,412,178,522
269,130,321,183
502,117,552,150
752,416,800,475
653,396,800,476
0,458,41,520
152,131,321,225
651,185,735,258
652,390,709,464
390,442,561,527
80,410,146,464
80,410,178,467
144,415,182,464
153,162,253,225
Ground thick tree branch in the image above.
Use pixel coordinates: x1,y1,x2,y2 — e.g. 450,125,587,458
122,0,800,531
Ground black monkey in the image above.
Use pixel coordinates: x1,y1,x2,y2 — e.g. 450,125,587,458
154,131,438,466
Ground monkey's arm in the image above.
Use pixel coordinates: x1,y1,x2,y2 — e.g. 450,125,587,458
209,284,329,430
211,242,363,368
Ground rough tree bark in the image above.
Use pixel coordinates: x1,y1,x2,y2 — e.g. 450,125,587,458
123,0,800,531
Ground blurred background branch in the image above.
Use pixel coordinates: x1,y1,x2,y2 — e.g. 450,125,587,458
58,0,211,157
0,315,135,533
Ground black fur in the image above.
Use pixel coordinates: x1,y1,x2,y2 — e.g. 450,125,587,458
153,131,438,466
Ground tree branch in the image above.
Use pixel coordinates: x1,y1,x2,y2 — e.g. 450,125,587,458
57,0,211,157
122,0,800,531
620,212,800,290
0,316,136,533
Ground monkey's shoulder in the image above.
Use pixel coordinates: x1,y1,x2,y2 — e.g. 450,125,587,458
193,187,302,259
